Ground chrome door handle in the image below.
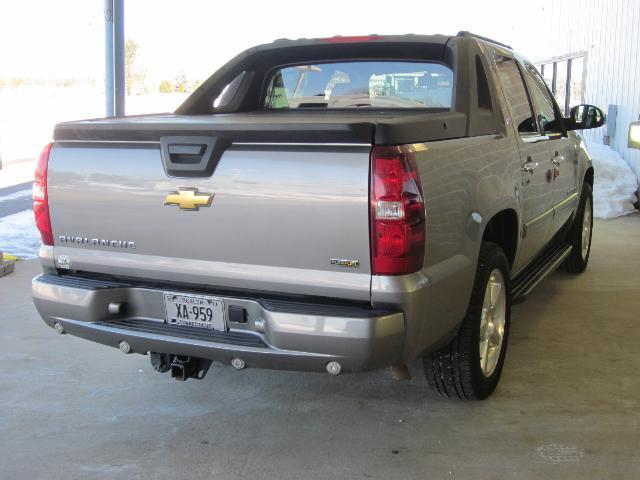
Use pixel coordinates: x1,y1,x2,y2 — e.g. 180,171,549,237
521,161,539,173
551,155,564,166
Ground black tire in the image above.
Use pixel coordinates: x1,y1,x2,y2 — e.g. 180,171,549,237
562,182,593,273
423,242,511,400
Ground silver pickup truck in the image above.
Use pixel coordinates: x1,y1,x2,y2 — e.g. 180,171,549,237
32,32,604,400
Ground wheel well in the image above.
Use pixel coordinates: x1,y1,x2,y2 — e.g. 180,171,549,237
482,209,518,268
584,167,594,187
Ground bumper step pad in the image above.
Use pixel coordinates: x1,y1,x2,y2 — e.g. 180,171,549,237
105,319,268,348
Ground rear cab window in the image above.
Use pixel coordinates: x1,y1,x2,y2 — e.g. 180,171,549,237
263,61,453,110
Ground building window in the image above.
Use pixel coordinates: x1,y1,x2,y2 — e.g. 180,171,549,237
537,53,586,116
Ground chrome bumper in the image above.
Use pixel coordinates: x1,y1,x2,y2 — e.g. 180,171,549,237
32,274,405,372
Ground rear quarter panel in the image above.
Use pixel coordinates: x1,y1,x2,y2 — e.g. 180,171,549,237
372,133,522,361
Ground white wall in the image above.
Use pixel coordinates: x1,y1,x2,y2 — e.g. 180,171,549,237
537,0,640,181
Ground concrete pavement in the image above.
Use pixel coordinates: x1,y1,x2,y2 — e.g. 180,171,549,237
1,214,639,480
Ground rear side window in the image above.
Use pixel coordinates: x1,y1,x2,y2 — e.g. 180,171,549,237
263,61,453,110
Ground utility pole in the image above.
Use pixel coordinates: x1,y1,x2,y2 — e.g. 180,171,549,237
104,0,125,117
104,0,114,116
113,0,125,116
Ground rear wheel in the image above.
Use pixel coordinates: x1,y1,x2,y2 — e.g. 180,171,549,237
423,242,511,400
562,182,593,273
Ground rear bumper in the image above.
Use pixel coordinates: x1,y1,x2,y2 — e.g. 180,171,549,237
32,274,405,373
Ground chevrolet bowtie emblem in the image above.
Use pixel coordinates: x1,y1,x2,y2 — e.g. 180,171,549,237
164,188,214,211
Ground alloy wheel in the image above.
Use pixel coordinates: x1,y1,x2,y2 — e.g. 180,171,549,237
479,269,506,377
582,197,592,260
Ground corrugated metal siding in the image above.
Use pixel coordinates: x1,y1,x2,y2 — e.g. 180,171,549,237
538,0,640,181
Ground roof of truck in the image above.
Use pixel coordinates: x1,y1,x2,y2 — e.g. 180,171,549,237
175,31,514,116
251,31,512,53
265,34,451,47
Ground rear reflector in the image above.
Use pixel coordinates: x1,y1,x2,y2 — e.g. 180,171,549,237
33,142,54,246
370,145,425,275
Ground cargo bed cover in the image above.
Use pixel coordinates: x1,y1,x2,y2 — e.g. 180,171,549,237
54,111,468,145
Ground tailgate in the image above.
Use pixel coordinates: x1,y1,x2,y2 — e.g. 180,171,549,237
47,140,372,301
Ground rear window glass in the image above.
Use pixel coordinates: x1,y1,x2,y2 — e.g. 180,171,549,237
263,61,453,110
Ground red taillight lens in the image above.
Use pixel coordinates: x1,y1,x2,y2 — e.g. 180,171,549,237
370,145,425,275
33,142,54,246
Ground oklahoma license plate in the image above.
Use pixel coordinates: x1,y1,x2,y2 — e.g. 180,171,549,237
163,292,225,330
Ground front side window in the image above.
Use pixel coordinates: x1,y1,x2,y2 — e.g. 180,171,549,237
523,63,562,134
263,61,453,110
494,54,537,134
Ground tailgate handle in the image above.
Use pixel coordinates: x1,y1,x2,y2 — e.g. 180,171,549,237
168,144,206,157
160,136,229,178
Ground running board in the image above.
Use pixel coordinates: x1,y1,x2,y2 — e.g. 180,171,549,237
512,244,573,302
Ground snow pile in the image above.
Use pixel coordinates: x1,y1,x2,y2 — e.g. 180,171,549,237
586,141,638,219
0,210,40,259
0,188,31,203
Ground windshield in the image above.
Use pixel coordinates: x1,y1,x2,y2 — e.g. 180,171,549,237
263,61,453,110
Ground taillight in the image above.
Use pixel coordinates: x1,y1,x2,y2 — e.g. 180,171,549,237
33,142,54,246
370,145,425,275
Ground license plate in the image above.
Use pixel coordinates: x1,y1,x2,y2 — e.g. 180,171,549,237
163,292,225,330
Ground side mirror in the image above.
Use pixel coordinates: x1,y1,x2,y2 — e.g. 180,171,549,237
566,104,606,130
629,121,640,149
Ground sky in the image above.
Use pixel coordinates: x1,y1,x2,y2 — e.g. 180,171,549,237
0,0,548,83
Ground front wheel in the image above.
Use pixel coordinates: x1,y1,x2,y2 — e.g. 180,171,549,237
423,242,511,400
562,182,593,273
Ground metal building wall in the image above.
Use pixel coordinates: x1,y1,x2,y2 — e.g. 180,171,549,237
539,0,640,180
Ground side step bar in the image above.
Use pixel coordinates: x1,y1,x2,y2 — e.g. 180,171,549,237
512,244,573,302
